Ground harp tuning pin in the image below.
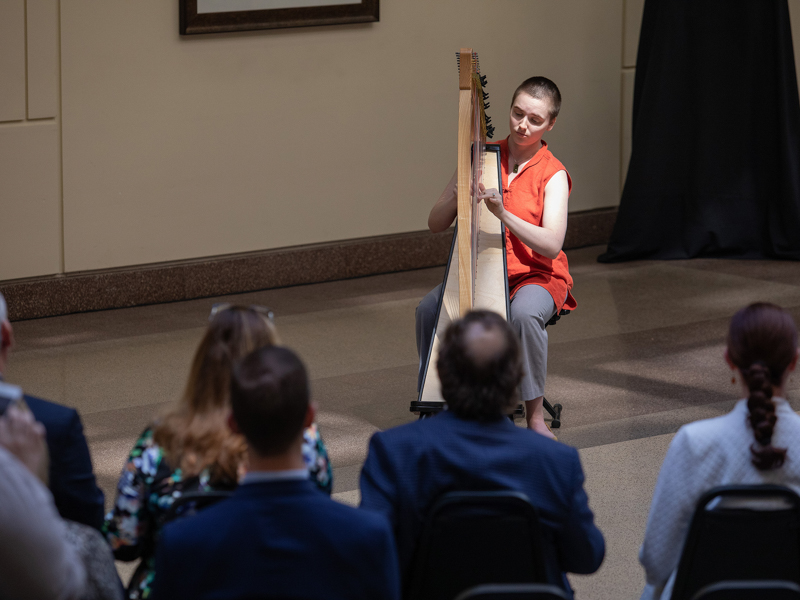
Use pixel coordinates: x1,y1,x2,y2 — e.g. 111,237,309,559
484,102,490,110
480,75,488,87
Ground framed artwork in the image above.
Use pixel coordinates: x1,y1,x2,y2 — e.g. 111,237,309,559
180,0,379,35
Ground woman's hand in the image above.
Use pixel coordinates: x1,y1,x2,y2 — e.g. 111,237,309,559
477,183,504,218
0,405,49,484
480,170,569,260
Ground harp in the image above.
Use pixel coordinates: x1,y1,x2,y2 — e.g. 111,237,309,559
411,49,513,414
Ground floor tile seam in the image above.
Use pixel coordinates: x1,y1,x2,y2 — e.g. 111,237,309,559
10,294,428,352
573,259,800,281
672,260,800,280
74,399,174,419
7,288,429,345
547,317,735,353
541,347,734,400
277,297,423,322
10,327,208,357
560,398,750,450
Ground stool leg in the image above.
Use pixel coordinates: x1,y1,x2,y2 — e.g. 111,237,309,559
543,397,562,429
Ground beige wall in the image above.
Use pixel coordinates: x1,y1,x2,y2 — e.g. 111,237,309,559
1,0,799,280
0,0,61,281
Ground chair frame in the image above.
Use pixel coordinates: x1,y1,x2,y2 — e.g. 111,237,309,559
690,579,800,600
406,490,550,600
671,485,800,600
454,582,569,600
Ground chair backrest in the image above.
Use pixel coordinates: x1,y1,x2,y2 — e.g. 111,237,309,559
162,490,232,523
690,579,800,600
455,583,569,600
406,491,549,600
671,485,800,600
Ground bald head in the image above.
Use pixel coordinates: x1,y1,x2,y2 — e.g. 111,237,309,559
437,311,523,421
463,320,511,370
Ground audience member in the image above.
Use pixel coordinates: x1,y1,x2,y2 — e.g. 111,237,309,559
639,302,800,600
360,310,604,598
0,292,105,530
153,345,400,600
104,305,333,600
0,404,87,600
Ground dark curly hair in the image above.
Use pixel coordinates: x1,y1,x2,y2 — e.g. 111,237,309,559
436,311,523,422
727,303,798,470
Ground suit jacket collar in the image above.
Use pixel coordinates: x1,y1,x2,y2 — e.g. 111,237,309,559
232,477,319,500
436,408,518,431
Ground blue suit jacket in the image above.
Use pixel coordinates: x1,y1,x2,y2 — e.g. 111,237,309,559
153,478,400,600
359,411,604,596
25,395,105,531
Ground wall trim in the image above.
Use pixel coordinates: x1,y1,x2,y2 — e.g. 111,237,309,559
1,206,617,321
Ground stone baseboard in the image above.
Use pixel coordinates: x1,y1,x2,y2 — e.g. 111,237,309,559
1,207,617,321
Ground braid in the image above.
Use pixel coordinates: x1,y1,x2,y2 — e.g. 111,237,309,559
742,362,786,470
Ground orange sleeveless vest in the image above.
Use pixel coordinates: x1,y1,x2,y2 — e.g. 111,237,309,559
497,138,576,311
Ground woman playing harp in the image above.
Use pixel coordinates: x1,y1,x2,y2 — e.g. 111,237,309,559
417,76,574,439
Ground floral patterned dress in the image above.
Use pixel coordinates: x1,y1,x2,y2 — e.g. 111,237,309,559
103,424,332,600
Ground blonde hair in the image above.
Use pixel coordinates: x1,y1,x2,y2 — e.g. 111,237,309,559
153,306,279,483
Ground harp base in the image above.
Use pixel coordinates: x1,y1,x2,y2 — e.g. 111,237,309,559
410,401,526,422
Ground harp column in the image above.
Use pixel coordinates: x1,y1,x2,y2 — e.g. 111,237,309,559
456,48,475,317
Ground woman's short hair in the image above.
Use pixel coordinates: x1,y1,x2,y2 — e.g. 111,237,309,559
511,76,562,121
437,310,522,421
153,306,279,483
727,302,798,470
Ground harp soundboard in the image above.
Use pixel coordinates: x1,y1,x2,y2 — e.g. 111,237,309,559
412,49,511,412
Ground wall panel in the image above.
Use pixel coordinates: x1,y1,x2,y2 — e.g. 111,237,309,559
0,124,62,280
623,0,645,68
0,0,26,122
621,68,635,190
791,0,800,92
60,0,624,272
26,0,59,119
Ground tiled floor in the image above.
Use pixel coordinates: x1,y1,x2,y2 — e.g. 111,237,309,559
7,244,800,599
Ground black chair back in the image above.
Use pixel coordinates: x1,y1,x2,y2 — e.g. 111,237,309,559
163,490,233,523
690,579,800,600
671,485,800,600
406,491,549,600
455,583,568,600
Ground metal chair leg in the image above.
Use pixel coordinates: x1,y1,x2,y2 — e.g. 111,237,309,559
543,397,562,429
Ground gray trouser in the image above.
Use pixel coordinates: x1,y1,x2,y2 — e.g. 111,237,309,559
415,284,557,401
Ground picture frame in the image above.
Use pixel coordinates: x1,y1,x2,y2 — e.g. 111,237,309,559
180,0,379,35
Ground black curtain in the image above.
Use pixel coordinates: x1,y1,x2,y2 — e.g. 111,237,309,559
599,0,800,262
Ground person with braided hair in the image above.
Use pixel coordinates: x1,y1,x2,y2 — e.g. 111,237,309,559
639,302,800,600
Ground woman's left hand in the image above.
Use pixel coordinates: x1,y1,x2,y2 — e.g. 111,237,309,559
477,183,504,218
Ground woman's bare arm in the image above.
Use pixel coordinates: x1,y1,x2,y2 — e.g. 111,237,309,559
478,170,569,259
428,170,458,233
